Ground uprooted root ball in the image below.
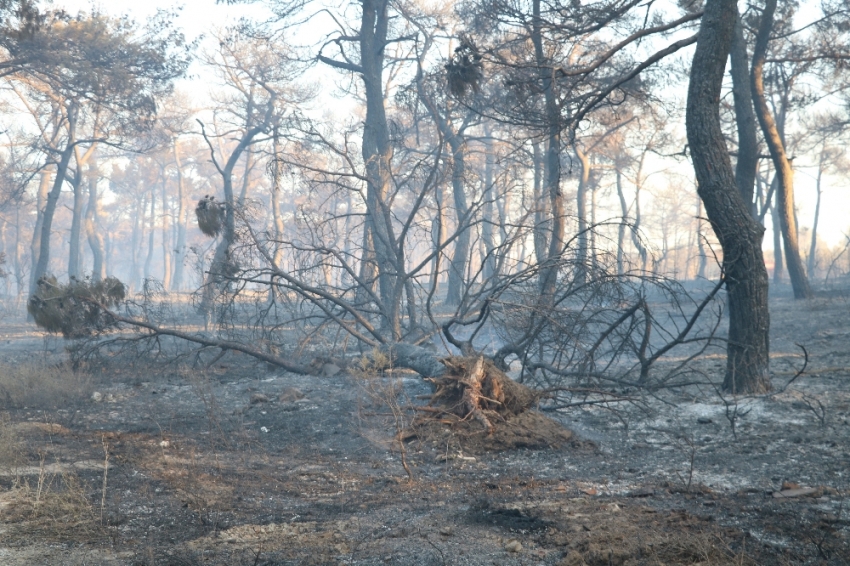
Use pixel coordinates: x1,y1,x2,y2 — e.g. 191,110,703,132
401,356,576,452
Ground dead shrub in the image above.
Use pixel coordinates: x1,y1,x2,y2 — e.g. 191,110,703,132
27,275,125,338
195,194,225,237
0,361,93,409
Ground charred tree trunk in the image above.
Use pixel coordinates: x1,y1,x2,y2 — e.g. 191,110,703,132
360,0,400,337
144,184,156,282
29,169,53,296
67,142,97,279
84,156,105,282
67,166,84,279
807,151,825,279
729,9,758,217
575,144,590,280
750,0,811,299
481,131,497,281
130,193,144,291
532,0,565,302
445,132,470,307
616,168,628,275
686,0,771,393
771,202,784,282
159,169,172,290
33,137,76,290
531,140,549,276
171,139,187,292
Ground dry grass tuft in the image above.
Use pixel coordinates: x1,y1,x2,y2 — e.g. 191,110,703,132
0,415,25,476
0,360,93,409
4,462,106,543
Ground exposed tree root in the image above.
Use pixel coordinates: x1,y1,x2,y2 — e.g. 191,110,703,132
400,355,574,452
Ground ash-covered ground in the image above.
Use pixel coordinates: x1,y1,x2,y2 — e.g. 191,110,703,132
0,292,848,565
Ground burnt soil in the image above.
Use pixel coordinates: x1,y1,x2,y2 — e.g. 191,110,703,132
0,293,848,565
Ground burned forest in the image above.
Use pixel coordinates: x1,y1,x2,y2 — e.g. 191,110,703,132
1,0,850,564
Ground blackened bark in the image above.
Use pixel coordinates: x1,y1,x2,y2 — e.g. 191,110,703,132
686,0,771,393
33,141,75,287
445,134,470,307
729,10,758,217
531,140,549,274
84,156,105,281
360,0,400,337
532,0,565,301
616,168,627,275
171,139,187,292
29,169,52,295
808,159,824,278
750,0,811,299
481,131,497,281
67,164,84,279
575,144,590,281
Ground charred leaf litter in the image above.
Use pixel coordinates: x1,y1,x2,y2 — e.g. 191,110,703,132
0,295,847,565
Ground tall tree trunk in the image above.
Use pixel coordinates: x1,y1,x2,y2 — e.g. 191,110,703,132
574,144,590,280
29,169,52,295
615,168,628,275
201,104,273,317
687,0,771,393
131,193,144,291
171,139,187,292
67,167,84,279
84,155,105,281
729,9,758,217
67,141,97,279
445,133,470,307
531,140,549,275
14,205,24,300
360,0,400,338
750,0,811,299
430,182,446,296
144,184,156,282
630,163,649,272
481,131,497,281
33,139,76,289
589,173,597,269
238,147,253,206
532,0,564,301
269,125,286,302
696,196,708,279
807,155,824,280
160,174,172,290
771,201,783,282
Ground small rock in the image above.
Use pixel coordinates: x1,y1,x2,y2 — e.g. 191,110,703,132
697,417,713,424
505,539,522,553
773,487,820,498
322,363,342,377
260,426,269,433
91,391,103,403
159,440,170,448
439,526,453,536
278,387,304,403
558,550,586,566
250,393,270,404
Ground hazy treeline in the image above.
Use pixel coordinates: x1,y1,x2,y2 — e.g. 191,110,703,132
0,0,846,305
